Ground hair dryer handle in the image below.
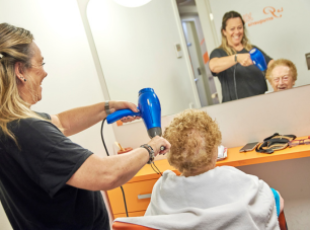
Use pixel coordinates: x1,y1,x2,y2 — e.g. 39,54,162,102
106,109,140,124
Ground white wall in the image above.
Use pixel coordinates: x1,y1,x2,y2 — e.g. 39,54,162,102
0,0,116,228
87,0,201,117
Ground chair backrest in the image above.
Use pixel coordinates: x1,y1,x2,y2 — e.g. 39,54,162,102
278,211,288,230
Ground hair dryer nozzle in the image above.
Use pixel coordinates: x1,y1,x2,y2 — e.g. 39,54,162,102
147,127,162,139
249,48,267,71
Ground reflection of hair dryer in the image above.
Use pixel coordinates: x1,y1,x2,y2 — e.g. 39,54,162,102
106,88,162,139
249,48,267,71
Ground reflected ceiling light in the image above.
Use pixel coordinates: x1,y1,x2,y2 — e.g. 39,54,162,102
210,13,214,21
114,0,152,8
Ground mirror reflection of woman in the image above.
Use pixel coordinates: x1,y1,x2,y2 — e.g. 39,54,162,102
209,11,274,103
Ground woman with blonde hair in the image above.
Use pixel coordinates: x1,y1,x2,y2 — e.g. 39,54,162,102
209,11,274,102
0,23,170,230
114,109,284,229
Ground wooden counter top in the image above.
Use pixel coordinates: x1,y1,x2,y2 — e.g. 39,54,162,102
129,136,310,183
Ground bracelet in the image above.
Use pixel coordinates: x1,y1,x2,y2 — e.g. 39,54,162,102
105,101,111,115
140,144,155,164
235,54,238,63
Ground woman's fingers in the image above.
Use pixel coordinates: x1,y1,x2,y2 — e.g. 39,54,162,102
147,136,171,156
238,53,253,66
121,116,141,123
110,101,139,112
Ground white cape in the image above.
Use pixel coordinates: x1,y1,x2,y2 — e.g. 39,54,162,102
115,166,279,230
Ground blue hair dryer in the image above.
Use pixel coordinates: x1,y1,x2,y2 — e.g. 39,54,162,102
249,48,267,71
106,88,162,138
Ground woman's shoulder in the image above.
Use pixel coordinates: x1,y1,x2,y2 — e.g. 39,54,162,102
151,170,175,191
211,47,225,52
250,45,263,52
161,170,177,180
210,47,227,58
215,166,252,177
9,115,57,138
34,111,51,120
8,112,51,129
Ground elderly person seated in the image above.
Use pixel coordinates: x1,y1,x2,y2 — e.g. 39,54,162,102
266,59,297,92
115,109,284,230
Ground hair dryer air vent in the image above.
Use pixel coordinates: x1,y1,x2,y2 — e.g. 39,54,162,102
250,48,267,71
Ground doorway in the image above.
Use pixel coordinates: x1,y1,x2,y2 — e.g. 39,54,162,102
176,0,219,106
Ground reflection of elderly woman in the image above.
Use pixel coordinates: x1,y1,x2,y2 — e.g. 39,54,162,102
209,11,273,102
266,59,297,92
115,109,283,229
0,23,171,229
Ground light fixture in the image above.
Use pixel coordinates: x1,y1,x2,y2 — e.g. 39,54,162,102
114,0,152,8
209,13,214,21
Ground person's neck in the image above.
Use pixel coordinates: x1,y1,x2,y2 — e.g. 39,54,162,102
182,164,216,177
17,85,34,107
229,43,243,52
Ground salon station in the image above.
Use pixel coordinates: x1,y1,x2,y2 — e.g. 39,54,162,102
1,0,310,229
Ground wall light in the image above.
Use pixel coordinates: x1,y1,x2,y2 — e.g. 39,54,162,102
209,13,214,21
114,0,152,8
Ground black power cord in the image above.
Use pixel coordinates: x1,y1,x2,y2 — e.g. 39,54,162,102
150,162,162,176
101,118,129,217
233,64,238,100
100,118,163,217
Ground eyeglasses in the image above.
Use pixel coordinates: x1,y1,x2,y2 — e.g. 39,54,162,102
272,76,292,83
288,136,310,147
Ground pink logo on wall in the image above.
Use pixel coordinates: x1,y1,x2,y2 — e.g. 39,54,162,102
243,6,283,27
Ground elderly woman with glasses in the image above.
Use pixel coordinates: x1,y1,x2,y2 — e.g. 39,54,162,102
266,59,297,92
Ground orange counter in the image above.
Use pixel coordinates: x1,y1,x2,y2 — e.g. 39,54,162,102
107,136,310,218
130,136,310,182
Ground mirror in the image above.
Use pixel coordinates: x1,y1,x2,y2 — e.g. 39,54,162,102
87,0,310,116
205,0,310,94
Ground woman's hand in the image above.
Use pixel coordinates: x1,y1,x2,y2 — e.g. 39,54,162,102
237,53,253,66
109,100,140,123
209,53,253,74
147,136,171,156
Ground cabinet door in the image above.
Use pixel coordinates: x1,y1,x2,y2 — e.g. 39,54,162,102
107,178,158,215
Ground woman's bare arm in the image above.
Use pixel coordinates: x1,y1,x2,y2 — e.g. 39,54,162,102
209,53,253,74
51,101,138,136
66,136,170,191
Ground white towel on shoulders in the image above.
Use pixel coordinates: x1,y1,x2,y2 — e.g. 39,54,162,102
115,166,279,230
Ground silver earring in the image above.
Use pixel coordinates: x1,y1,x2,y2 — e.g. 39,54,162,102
20,76,26,82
